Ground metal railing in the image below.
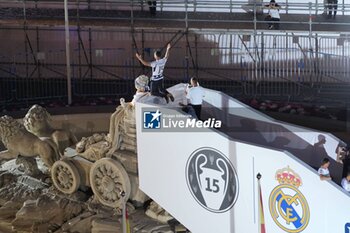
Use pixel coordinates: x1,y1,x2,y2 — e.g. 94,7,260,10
1,0,350,29
1,0,349,13
0,1,350,107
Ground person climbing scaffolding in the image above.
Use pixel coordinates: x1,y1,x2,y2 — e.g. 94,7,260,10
135,43,175,103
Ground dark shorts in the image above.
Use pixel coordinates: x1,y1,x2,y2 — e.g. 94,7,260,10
150,79,169,98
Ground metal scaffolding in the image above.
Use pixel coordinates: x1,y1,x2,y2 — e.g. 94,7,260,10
0,0,349,107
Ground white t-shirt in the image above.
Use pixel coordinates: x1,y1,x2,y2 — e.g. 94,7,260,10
318,167,330,177
269,8,280,19
187,86,205,105
341,178,350,192
150,58,167,81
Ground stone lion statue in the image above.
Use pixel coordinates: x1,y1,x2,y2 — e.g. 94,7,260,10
23,104,78,155
0,115,59,168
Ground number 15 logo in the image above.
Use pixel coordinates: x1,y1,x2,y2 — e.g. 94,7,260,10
205,178,220,193
345,223,350,233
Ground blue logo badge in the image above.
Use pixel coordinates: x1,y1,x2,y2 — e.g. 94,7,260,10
143,110,161,129
345,223,350,233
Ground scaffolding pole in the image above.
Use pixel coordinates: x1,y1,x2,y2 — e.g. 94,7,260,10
64,0,72,105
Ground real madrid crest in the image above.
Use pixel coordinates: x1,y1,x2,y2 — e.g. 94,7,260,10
185,147,239,213
269,167,310,233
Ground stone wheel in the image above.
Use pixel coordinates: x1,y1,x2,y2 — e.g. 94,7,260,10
51,160,81,194
90,158,131,208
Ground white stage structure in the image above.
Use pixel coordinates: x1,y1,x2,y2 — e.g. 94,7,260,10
135,84,350,233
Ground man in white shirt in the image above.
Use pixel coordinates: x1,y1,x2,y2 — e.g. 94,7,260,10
341,172,350,192
135,44,174,103
264,0,281,30
186,77,205,119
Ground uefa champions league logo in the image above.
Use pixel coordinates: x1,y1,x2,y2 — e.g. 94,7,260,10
186,147,239,213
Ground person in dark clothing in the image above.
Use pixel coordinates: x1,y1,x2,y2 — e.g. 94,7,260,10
336,145,350,178
327,0,337,17
148,1,157,15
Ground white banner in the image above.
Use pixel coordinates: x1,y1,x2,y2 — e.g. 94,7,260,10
135,99,349,233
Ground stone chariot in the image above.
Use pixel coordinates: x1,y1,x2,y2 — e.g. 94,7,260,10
51,98,146,209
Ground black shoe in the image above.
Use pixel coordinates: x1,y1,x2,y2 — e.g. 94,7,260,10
164,95,169,104
168,94,174,102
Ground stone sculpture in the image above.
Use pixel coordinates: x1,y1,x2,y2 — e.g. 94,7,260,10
23,104,78,155
145,201,174,224
107,98,137,155
12,195,86,232
52,98,146,210
75,133,110,161
0,95,180,232
0,115,59,168
0,170,46,232
15,156,42,177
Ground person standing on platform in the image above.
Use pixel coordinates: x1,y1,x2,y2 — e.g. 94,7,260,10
336,145,350,178
327,0,338,18
264,0,281,30
185,77,205,120
147,1,157,16
135,44,175,103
